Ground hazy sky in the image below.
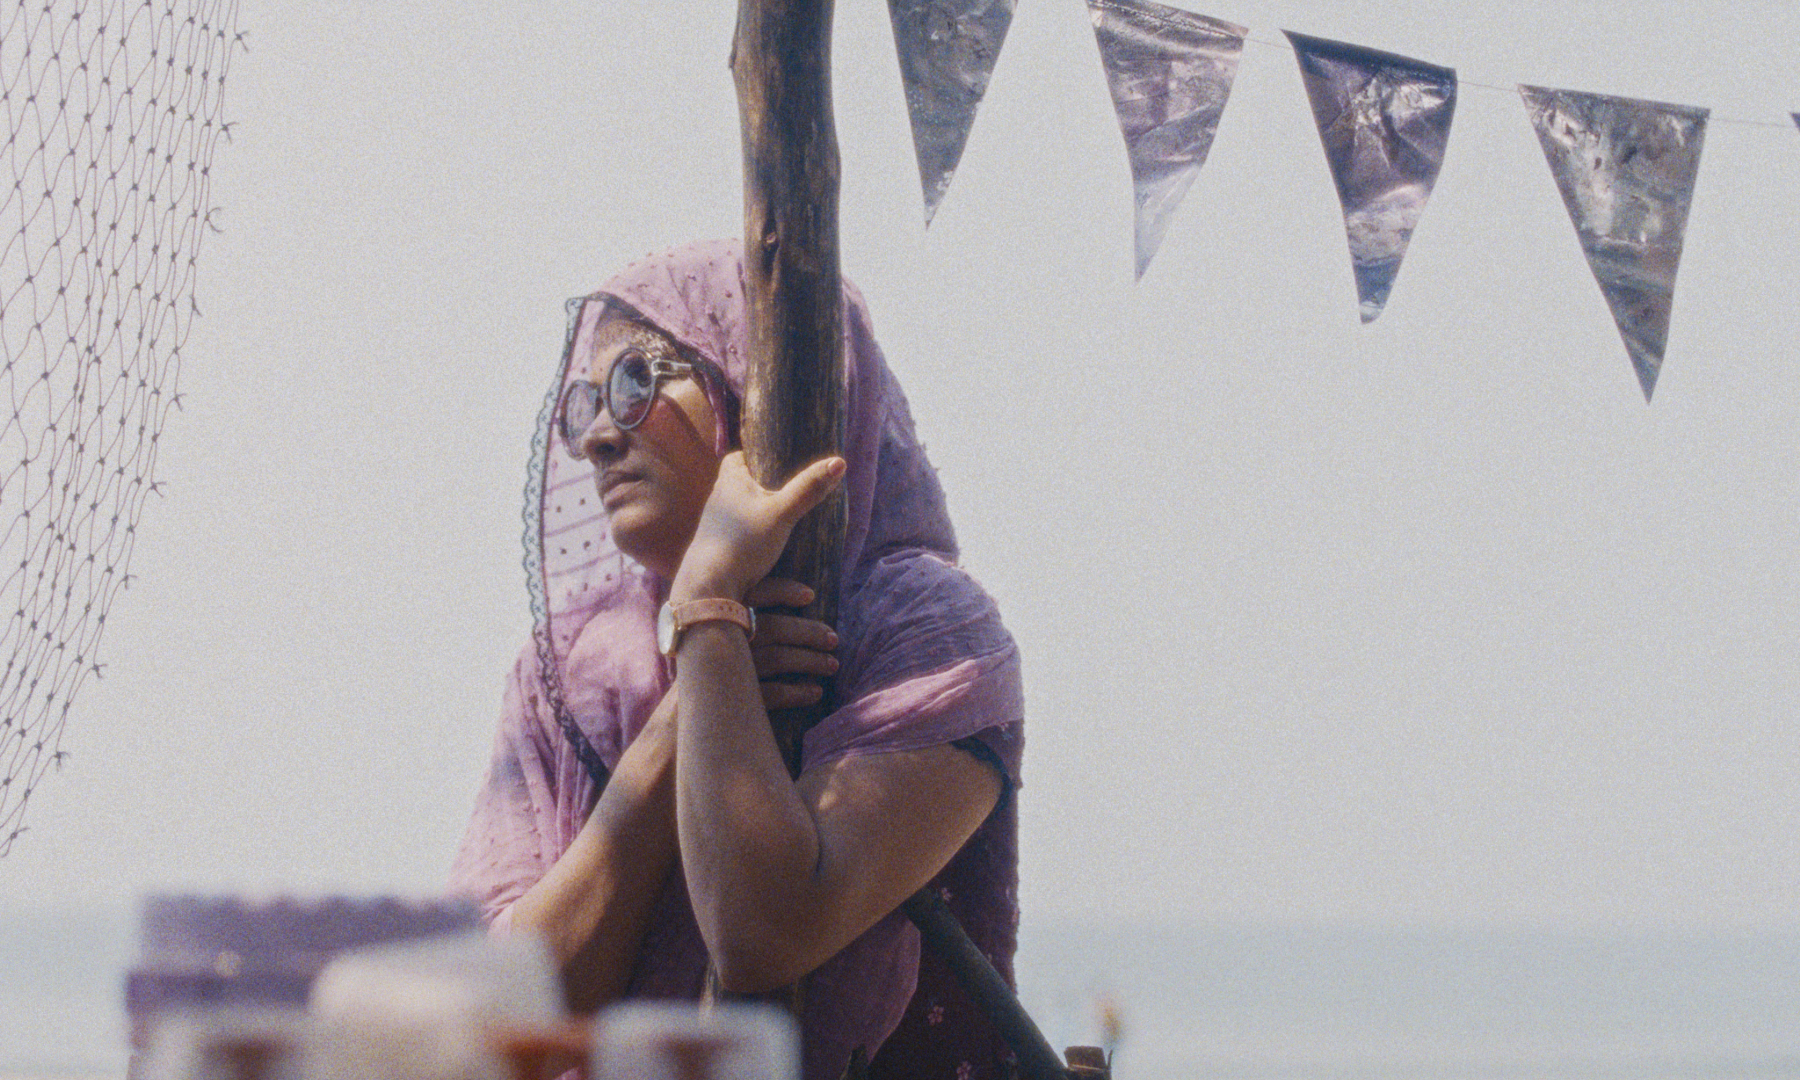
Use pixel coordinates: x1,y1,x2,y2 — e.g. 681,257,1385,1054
5,0,1800,936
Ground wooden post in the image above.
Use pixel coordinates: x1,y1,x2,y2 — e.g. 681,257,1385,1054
731,0,846,774
726,6,1082,1078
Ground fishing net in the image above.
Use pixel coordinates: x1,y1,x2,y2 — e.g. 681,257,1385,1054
0,0,240,854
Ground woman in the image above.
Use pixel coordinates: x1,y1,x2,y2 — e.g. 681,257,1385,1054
450,240,1024,1080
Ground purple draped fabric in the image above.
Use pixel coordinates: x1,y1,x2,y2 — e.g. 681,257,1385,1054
448,241,1024,1080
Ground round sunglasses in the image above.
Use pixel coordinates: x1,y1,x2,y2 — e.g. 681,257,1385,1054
558,349,695,456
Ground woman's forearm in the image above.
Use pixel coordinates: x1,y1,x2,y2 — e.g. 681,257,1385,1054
671,619,831,990
508,703,680,1013
669,619,1000,993
665,453,997,991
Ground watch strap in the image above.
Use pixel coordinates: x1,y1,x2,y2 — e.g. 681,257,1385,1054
659,598,756,656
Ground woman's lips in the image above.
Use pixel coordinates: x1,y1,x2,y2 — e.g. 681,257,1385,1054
598,471,643,507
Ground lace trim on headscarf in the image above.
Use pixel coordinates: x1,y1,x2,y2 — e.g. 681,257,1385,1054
523,295,609,790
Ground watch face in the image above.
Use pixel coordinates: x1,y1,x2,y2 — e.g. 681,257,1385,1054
656,602,677,655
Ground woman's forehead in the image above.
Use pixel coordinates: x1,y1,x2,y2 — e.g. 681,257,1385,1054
582,314,685,380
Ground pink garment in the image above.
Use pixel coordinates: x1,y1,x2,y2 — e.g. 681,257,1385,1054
449,241,1024,1080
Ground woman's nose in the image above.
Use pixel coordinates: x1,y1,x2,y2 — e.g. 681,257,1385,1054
579,406,626,463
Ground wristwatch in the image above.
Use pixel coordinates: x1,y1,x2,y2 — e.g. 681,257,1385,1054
657,598,756,656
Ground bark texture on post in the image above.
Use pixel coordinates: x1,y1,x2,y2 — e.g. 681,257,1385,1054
725,9,1076,1077
731,0,846,775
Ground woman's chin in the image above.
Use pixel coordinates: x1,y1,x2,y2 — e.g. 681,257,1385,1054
608,512,682,579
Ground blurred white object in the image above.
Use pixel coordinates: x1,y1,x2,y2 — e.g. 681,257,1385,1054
140,1007,311,1080
309,929,562,1027
126,894,483,1078
592,1002,798,1080
306,930,564,1080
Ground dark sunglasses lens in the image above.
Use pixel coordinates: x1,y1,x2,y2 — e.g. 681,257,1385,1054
609,352,656,428
559,381,600,452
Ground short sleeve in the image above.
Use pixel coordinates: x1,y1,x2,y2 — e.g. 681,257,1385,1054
800,551,1023,789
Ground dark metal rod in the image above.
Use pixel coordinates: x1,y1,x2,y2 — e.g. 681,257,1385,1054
902,891,1072,1080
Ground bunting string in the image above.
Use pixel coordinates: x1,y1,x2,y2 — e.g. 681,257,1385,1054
1244,34,1798,130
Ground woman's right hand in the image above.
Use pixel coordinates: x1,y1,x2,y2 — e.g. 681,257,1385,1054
673,451,846,604
744,577,839,710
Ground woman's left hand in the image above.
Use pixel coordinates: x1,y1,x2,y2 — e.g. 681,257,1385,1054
672,450,846,603
744,577,839,710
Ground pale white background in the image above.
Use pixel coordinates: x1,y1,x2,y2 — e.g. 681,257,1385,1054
6,0,1800,945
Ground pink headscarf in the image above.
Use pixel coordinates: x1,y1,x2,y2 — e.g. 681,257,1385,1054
450,241,1024,1080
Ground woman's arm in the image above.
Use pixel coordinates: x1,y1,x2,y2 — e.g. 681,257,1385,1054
669,452,1003,992
498,577,843,1011
506,689,680,1013
672,619,1001,991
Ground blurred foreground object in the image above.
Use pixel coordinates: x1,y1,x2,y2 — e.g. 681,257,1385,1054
139,1000,796,1080
307,931,564,1080
592,1002,797,1080
124,895,481,1075
0,0,243,854
125,894,811,1080
141,1009,310,1080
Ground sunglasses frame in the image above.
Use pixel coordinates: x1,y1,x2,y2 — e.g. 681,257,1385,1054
559,348,696,457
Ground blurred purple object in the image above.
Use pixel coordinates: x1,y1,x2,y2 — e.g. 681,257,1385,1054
123,895,480,1076
888,0,1016,225
1086,0,1244,278
1286,31,1456,323
1521,86,1707,401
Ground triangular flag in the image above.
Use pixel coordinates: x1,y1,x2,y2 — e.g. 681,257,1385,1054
888,0,1017,226
1520,86,1707,401
1285,32,1456,323
1087,0,1245,278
